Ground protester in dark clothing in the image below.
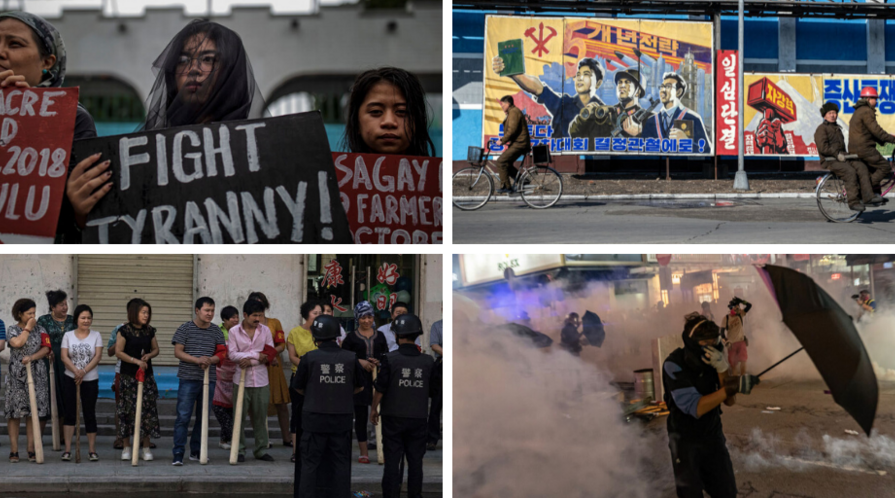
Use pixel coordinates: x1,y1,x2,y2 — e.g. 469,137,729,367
495,95,531,193
848,88,895,192
559,313,584,356
662,312,759,498
815,101,879,211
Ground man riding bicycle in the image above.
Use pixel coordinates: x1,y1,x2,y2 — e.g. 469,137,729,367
849,87,895,199
814,101,880,212
496,95,531,194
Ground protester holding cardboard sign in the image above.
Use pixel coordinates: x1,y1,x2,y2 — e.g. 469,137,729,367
342,67,436,157
0,12,97,243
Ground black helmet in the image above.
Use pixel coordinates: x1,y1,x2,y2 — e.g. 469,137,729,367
311,315,341,341
392,313,423,337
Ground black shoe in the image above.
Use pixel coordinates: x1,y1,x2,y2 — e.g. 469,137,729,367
497,188,513,194
237,454,245,463
849,202,866,212
257,454,274,462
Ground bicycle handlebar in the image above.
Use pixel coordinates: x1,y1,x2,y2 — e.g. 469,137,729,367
824,154,859,161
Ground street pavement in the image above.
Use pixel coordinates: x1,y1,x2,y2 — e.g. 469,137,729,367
452,198,895,243
642,379,895,498
0,435,442,495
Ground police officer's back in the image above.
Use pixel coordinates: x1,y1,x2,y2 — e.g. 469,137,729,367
293,315,364,498
371,314,438,498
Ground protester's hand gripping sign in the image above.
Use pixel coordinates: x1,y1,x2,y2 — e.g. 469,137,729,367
333,153,442,244
71,111,352,244
0,88,79,243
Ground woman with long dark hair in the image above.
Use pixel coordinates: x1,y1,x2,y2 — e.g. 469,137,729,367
341,67,435,157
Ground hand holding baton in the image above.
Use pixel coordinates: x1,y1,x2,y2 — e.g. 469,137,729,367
229,368,247,465
132,368,145,467
200,366,210,465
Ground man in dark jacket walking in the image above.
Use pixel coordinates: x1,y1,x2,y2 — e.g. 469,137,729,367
848,87,895,194
495,95,531,193
815,101,879,211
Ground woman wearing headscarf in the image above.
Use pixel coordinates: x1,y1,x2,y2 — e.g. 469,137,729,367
68,19,266,234
340,301,388,464
141,18,266,130
0,12,99,243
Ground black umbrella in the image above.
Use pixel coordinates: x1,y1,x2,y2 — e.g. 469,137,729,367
582,311,606,348
756,265,878,436
498,323,553,349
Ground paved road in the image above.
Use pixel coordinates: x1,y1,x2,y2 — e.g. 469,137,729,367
452,198,895,243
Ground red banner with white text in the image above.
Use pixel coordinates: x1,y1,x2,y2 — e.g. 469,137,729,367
715,50,739,156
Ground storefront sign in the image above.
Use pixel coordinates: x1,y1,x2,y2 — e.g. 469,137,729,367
460,254,564,286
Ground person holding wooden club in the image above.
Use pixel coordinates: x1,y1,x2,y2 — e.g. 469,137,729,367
37,289,73,450
172,297,227,466
293,314,365,498
60,304,103,462
5,299,52,463
213,306,240,450
228,299,277,463
371,314,438,498
115,299,161,462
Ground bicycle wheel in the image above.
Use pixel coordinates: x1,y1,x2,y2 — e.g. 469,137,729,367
520,167,563,209
816,173,860,223
452,166,493,211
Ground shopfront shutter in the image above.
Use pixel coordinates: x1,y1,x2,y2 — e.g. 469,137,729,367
76,255,194,366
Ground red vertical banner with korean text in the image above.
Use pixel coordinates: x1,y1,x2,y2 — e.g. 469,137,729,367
715,50,739,156
333,152,442,244
0,88,79,242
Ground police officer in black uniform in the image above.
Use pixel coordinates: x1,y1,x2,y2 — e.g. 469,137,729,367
293,315,365,498
662,312,760,498
370,314,438,498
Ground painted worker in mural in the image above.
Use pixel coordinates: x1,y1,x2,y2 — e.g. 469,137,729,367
663,312,759,498
643,73,708,147
814,101,879,212
491,56,606,138
848,87,895,196
570,69,651,148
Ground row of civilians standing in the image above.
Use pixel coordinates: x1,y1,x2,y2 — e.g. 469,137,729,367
0,290,442,498
0,12,438,243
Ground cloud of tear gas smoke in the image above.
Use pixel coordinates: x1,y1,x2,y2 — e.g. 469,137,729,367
731,427,895,474
453,292,673,498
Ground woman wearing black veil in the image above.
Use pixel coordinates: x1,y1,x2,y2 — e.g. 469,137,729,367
69,19,267,234
142,19,266,130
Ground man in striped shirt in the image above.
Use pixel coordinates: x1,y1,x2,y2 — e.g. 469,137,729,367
172,297,227,466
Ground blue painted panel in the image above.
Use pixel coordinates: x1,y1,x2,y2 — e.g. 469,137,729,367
452,108,483,160
886,20,895,62
720,19,779,58
797,19,866,60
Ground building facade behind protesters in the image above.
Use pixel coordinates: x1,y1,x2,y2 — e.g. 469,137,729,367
171,297,226,465
293,314,365,498
372,314,438,498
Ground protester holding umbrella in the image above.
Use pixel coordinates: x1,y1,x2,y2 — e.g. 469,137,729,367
559,313,584,356
60,305,103,462
114,299,161,462
662,312,758,498
6,299,52,464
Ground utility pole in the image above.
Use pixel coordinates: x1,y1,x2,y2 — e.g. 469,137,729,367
734,0,749,190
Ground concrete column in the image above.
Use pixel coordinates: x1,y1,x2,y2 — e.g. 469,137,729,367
778,17,797,72
868,19,885,74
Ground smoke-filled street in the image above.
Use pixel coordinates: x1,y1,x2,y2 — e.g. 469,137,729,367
453,254,895,498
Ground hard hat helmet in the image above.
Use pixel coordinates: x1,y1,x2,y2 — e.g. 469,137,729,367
310,315,341,341
392,314,423,338
861,87,879,99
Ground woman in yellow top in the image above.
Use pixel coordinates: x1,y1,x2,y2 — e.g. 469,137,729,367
286,300,322,463
247,292,291,449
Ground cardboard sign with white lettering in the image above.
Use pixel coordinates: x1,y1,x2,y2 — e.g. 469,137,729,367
71,112,351,244
333,153,442,244
0,88,79,243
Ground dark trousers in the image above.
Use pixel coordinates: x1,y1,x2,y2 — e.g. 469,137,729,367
828,159,874,204
668,434,737,498
354,404,368,443
495,142,528,189
299,430,352,498
427,362,442,445
291,386,304,498
857,149,892,187
382,416,428,498
62,376,98,433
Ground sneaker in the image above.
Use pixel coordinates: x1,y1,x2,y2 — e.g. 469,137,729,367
257,454,274,462
219,442,231,450
849,202,866,212
237,454,245,463
61,452,71,461
189,452,200,461
89,452,99,462
868,195,885,205
121,448,131,461
142,448,153,461
172,455,183,466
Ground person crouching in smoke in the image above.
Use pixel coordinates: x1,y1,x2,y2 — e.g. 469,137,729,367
662,312,760,498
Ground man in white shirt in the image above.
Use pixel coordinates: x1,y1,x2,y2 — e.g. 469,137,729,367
377,302,420,352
